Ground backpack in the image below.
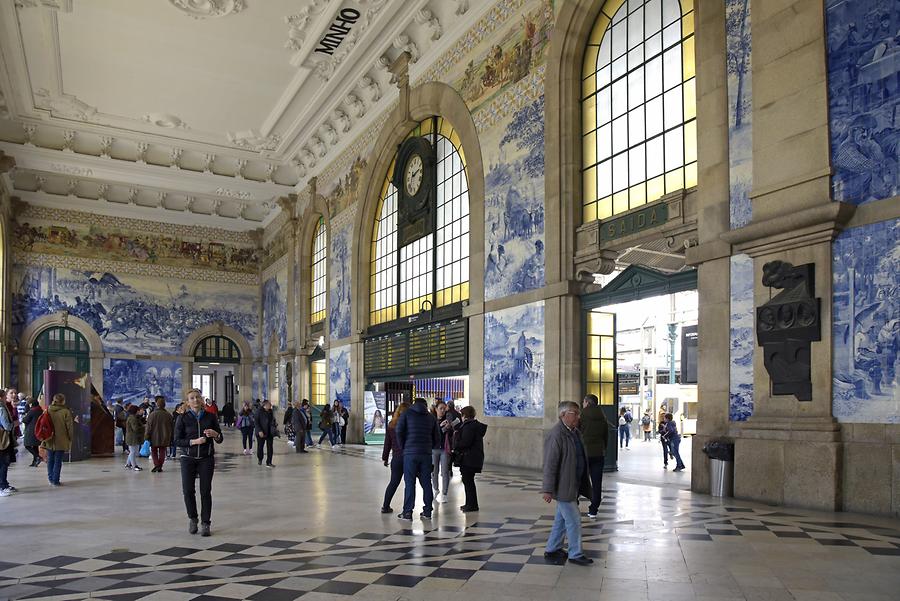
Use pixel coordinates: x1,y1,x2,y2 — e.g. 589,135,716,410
641,415,652,426
625,411,633,424
35,410,55,442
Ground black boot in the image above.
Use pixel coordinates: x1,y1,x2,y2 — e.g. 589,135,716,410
188,519,198,535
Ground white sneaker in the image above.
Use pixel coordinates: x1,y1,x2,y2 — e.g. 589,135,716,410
438,493,448,503
0,488,12,497
287,441,294,447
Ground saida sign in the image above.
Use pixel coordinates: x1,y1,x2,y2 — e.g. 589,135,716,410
599,203,669,243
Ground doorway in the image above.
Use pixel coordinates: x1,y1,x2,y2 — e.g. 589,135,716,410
32,326,90,399
192,335,241,410
583,266,697,477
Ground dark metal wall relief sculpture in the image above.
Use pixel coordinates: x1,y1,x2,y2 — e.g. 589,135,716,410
756,261,821,401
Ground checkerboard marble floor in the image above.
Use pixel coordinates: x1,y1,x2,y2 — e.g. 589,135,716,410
1,435,898,601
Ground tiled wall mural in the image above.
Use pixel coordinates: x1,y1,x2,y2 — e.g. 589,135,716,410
13,219,259,274
726,0,753,229
832,219,900,423
261,267,287,353
103,359,183,405
826,0,900,206
483,301,544,417
483,96,546,300
329,345,351,409
329,217,352,341
252,364,262,401
11,265,257,356
729,254,754,421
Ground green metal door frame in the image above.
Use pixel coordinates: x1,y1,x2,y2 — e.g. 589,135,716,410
31,326,91,399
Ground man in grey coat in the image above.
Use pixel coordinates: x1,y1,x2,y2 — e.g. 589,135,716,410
541,401,593,566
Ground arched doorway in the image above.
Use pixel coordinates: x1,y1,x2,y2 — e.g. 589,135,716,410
192,335,241,408
31,326,90,398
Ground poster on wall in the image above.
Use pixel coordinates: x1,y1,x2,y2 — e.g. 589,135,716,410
364,391,386,436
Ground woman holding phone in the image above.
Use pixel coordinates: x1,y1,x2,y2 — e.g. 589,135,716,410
173,388,223,536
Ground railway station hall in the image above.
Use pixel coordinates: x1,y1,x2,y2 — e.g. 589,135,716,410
0,1,898,600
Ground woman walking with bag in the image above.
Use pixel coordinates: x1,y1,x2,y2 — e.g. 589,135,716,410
237,401,254,455
124,405,145,471
174,388,223,536
453,406,487,513
318,404,336,449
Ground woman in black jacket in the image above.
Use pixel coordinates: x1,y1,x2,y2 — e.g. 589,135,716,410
174,388,223,537
254,400,277,467
452,406,488,513
21,400,42,467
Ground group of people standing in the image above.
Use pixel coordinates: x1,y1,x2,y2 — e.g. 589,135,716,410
381,398,487,520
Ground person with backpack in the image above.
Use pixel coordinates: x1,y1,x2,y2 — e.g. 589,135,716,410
291,400,309,453
174,388,223,536
618,407,631,450
254,400,277,467
21,399,43,467
0,399,17,496
318,404,337,449
664,413,686,472
237,401,254,455
641,410,653,442
41,393,75,487
124,405,145,471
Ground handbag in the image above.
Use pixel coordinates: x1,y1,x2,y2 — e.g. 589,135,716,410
139,440,151,457
0,428,10,451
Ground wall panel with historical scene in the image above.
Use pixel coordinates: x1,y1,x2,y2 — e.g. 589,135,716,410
832,218,900,424
729,253,754,421
103,359,183,405
726,0,753,229
261,265,288,354
329,345,351,409
483,301,544,417
11,265,258,356
328,215,353,341
826,0,900,206
482,96,546,300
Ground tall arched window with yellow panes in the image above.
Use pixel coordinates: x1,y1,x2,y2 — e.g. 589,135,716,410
370,117,470,326
582,0,696,222
310,217,327,324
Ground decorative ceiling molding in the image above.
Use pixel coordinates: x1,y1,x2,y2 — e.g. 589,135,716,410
33,89,97,121
226,130,282,151
284,0,333,51
14,0,72,12
142,113,188,129
168,0,245,20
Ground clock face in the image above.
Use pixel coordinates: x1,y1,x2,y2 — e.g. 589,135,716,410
405,154,424,196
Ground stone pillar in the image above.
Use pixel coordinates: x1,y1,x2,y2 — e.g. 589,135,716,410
685,0,733,493
719,0,852,511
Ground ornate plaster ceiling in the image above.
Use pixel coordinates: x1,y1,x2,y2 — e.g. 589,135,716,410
0,0,482,230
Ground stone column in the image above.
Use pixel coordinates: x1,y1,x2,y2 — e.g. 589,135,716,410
719,0,853,511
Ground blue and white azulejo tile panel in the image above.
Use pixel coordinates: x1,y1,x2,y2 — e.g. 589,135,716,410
483,301,544,418
103,359,183,406
329,219,352,341
329,345,351,410
826,0,900,206
262,268,287,354
729,254,754,421
726,0,753,229
832,218,900,423
482,96,545,301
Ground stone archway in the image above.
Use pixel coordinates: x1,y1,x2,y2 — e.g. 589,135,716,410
182,322,254,404
18,311,105,398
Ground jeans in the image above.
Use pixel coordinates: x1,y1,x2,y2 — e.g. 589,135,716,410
125,447,138,467
460,466,478,509
46,449,64,484
151,446,166,469
661,437,670,466
545,500,583,559
618,424,630,448
332,425,342,445
305,429,314,446
318,427,336,446
181,455,215,524
669,436,685,469
402,453,434,515
382,456,404,509
0,452,10,489
240,426,254,450
587,455,605,514
256,435,274,464
431,450,450,495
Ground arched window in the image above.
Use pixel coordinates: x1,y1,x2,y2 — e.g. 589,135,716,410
193,336,241,363
582,0,696,222
370,116,470,326
310,217,327,324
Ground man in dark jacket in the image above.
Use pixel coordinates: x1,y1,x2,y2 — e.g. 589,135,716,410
579,393,609,518
541,401,593,566
452,406,487,512
255,400,277,467
396,397,439,520
291,400,309,453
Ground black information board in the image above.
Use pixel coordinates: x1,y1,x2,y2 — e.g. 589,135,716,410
365,319,467,379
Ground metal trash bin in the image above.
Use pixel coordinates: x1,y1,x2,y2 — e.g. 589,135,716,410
702,439,735,497
709,458,734,497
